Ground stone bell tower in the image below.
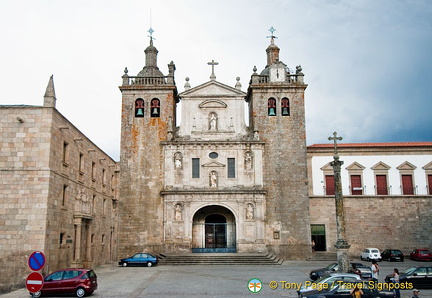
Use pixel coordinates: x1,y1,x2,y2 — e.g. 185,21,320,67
245,29,311,259
118,32,178,256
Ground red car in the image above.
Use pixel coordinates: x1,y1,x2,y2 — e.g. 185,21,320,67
410,248,432,261
32,268,97,297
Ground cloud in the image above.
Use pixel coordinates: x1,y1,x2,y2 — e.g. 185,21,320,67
1,0,431,160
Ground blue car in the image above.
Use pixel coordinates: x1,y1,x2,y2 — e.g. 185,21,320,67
119,253,158,267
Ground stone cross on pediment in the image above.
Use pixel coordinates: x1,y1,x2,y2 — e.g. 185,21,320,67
328,131,343,156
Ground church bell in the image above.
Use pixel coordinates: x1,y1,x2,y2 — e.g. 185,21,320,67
136,108,144,116
269,108,276,116
152,108,158,115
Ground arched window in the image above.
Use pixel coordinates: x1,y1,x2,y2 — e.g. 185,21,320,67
281,97,290,116
135,98,144,117
268,98,276,116
150,98,160,117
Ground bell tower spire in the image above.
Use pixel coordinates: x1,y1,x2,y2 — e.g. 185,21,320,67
245,30,310,260
266,26,280,66
118,30,178,257
137,27,163,77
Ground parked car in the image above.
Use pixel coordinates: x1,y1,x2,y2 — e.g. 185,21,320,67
298,272,362,295
119,252,158,267
309,262,371,280
381,249,404,262
360,248,382,261
410,248,432,261
32,268,97,298
299,281,395,298
385,266,432,289
299,281,396,297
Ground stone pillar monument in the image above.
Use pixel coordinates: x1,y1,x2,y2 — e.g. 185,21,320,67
328,132,350,272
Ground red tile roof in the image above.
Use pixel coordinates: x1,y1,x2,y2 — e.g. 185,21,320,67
308,142,432,148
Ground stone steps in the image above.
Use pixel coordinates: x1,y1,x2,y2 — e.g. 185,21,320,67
157,253,283,265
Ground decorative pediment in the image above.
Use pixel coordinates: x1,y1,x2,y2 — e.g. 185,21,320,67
345,162,365,171
397,161,417,170
179,80,246,98
199,99,227,109
422,161,432,171
371,161,391,171
320,162,334,172
202,161,225,168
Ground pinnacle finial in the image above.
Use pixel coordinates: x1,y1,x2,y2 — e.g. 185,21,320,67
43,75,57,108
267,26,277,44
148,27,155,45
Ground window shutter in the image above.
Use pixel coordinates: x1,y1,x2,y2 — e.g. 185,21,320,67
351,175,363,195
325,175,335,195
428,175,432,195
402,175,414,195
376,175,388,195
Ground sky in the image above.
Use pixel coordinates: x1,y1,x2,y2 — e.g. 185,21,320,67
1,0,431,161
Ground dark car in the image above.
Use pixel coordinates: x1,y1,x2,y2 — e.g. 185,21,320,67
385,266,432,289
32,268,97,298
309,262,371,280
119,252,158,267
299,281,395,298
299,273,363,295
410,249,432,261
381,249,404,262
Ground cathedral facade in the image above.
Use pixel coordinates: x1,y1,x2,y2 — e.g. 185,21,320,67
118,36,311,259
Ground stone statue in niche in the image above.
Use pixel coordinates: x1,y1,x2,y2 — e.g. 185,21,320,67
246,203,254,220
245,151,253,170
174,152,183,169
210,171,218,188
209,113,217,131
174,204,182,221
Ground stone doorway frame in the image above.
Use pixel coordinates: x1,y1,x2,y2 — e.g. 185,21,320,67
191,205,236,253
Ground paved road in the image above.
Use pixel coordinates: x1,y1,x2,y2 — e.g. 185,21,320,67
2,260,430,297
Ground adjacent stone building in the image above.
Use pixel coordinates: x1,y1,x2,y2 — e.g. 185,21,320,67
308,142,432,254
0,77,119,292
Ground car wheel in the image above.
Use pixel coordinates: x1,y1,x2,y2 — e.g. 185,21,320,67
147,261,153,267
75,287,86,298
122,262,128,267
31,291,42,298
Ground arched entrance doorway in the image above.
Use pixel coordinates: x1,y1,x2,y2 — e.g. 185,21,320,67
192,205,236,253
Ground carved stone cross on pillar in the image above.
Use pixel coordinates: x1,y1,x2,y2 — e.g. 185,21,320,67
328,131,350,273
207,59,219,81
328,131,343,156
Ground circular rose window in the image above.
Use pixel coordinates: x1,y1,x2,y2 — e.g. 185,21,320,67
209,152,218,159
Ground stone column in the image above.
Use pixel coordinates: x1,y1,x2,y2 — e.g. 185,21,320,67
86,222,92,262
331,155,351,272
328,132,350,272
72,218,82,267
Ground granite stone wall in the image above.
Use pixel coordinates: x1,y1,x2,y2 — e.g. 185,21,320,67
310,196,432,256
